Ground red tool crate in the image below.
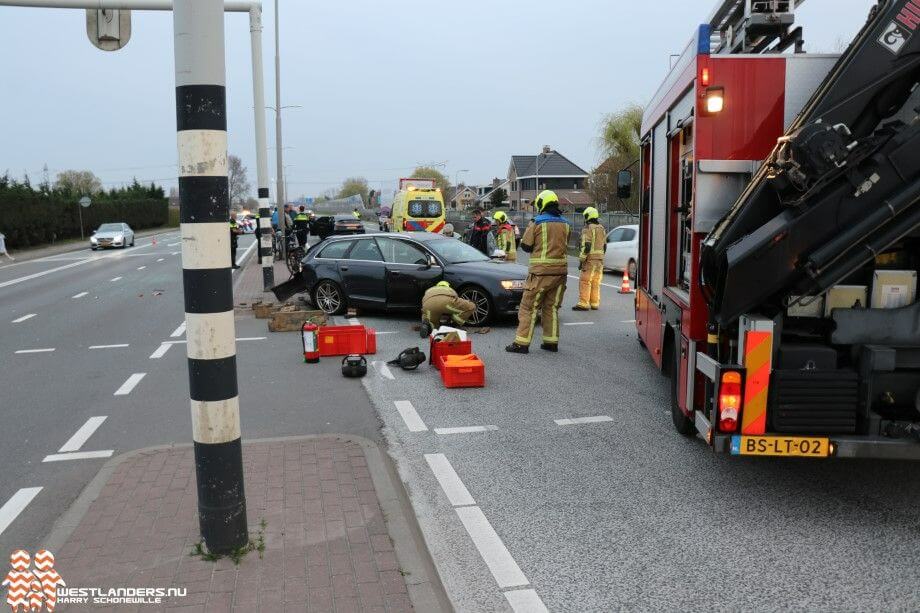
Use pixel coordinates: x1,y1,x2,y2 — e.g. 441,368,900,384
429,336,473,370
318,325,377,357
438,354,485,388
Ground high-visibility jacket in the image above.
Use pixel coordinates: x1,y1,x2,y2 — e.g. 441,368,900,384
520,215,570,275
294,213,310,230
496,223,516,254
229,220,240,244
353,211,361,219
580,221,606,262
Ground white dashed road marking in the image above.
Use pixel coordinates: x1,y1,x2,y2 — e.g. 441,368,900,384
167,242,180,247
424,454,475,506
236,337,267,342
149,343,173,359
505,589,550,613
72,292,88,299
114,373,146,396
43,450,114,463
375,331,399,335
15,348,55,354
57,416,107,453
394,400,428,432
563,322,594,326
567,274,618,289
137,266,146,270
110,276,122,282
170,321,186,337
157,258,165,262
434,426,499,435
621,319,636,324
455,506,530,588
555,415,614,426
0,488,42,537
89,344,129,350
372,361,395,380
11,313,36,323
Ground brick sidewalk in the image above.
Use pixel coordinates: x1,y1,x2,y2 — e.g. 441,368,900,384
48,437,435,612
234,253,288,308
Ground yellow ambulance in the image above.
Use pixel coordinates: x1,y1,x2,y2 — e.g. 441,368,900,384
391,178,446,233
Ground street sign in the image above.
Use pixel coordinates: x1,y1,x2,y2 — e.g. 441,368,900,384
79,196,92,208
86,9,132,52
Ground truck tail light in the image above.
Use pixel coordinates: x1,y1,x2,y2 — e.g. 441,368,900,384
705,87,725,114
718,370,742,432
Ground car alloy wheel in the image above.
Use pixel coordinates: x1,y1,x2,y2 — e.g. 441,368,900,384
459,286,492,326
314,280,346,315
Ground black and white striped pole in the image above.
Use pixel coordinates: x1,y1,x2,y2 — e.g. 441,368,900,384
249,4,273,291
174,0,247,554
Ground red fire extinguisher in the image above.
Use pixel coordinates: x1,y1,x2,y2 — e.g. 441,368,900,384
302,321,320,363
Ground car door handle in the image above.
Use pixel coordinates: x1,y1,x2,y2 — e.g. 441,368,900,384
340,266,349,271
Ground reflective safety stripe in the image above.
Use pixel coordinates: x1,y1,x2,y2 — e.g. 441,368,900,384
741,331,772,435
515,289,544,345
542,284,565,343
540,224,548,262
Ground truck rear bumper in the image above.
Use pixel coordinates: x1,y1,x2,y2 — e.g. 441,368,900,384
712,433,920,460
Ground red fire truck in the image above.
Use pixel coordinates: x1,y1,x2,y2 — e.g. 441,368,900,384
627,0,920,459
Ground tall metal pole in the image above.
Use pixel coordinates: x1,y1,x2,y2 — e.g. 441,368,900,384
173,0,247,554
273,0,286,262
249,4,273,290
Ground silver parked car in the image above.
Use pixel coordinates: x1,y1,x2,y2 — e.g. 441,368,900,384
90,223,135,250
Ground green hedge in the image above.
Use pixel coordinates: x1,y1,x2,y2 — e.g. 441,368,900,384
0,188,168,249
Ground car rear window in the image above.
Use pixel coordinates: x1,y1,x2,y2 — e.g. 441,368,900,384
317,240,351,259
408,200,442,218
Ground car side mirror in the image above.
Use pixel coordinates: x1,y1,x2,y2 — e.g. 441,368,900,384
426,254,439,268
617,170,633,199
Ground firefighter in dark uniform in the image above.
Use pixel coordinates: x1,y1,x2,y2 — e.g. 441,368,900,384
229,216,242,269
506,190,571,354
294,205,310,248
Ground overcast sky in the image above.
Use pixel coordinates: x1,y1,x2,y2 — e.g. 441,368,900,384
0,0,871,201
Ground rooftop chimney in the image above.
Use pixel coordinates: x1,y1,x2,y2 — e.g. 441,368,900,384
542,145,552,154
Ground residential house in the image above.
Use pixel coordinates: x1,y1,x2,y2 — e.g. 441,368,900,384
450,186,477,210
507,146,590,211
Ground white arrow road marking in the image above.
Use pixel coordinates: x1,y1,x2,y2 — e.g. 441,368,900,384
394,400,428,432
114,373,146,396
57,416,107,453
11,313,36,323
0,488,42,537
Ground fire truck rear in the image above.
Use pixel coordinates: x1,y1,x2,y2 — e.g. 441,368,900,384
629,0,920,459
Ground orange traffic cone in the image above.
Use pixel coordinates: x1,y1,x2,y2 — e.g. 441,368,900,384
619,271,632,294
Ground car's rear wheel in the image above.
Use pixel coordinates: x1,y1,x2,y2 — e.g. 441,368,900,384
458,285,493,326
669,341,697,437
313,280,346,315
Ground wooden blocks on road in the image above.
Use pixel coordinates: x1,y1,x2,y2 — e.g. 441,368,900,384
267,309,327,332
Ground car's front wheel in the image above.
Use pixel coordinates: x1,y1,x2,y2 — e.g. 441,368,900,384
458,285,493,326
313,280,346,315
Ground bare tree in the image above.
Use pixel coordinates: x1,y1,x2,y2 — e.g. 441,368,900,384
227,155,252,205
54,170,102,195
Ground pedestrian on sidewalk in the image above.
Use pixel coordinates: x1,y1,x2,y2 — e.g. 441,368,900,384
573,207,606,311
229,216,242,269
506,190,571,354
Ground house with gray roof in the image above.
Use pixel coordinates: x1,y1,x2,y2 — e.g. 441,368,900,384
507,146,590,211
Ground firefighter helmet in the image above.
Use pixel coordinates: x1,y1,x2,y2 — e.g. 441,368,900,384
582,206,599,221
493,211,507,223
534,190,559,212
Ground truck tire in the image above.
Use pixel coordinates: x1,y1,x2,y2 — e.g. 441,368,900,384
670,344,697,437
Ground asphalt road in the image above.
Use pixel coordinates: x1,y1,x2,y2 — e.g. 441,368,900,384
0,231,380,557
349,253,920,612
4,230,920,612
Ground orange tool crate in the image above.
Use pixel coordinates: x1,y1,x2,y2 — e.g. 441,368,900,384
429,336,473,370
318,325,377,357
438,354,485,388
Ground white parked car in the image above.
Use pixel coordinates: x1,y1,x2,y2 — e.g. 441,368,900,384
603,224,638,278
90,223,135,250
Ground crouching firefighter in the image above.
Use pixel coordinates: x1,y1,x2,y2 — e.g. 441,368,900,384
420,281,477,337
506,190,571,354
493,211,516,262
573,206,606,311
